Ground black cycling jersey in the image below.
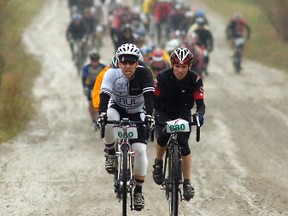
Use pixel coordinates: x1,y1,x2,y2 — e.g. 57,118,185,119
154,68,205,117
194,28,213,52
66,21,87,41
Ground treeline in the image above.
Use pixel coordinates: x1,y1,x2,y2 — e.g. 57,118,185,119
256,0,288,41
0,0,43,143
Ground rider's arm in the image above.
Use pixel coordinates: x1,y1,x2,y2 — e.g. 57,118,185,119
207,31,214,52
144,91,154,115
193,75,206,115
225,21,234,39
81,64,89,87
141,68,155,115
98,68,118,114
195,99,205,116
92,66,110,110
98,92,110,114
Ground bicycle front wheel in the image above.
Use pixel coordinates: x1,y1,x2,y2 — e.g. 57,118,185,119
233,48,242,73
168,144,181,216
121,144,129,216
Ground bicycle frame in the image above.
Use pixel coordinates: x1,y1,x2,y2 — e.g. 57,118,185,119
101,118,145,216
156,116,200,216
163,132,182,216
232,36,245,73
114,122,135,215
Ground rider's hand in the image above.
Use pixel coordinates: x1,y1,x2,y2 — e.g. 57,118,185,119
145,114,155,130
97,112,107,129
199,114,204,126
193,113,204,127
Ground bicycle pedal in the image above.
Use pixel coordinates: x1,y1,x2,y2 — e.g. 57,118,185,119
134,205,143,212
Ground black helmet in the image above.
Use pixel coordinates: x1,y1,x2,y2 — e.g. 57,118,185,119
89,52,100,60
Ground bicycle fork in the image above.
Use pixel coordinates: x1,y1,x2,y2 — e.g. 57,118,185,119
114,144,135,203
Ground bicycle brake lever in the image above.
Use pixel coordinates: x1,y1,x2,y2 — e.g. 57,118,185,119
196,115,200,127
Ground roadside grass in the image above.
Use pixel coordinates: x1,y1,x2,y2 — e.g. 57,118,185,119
205,0,288,72
0,0,44,143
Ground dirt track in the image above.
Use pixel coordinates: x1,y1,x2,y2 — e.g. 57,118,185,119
0,0,288,215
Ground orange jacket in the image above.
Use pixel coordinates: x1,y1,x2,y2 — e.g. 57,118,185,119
92,65,110,110
162,49,171,65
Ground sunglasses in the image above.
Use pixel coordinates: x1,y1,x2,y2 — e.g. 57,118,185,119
120,60,137,65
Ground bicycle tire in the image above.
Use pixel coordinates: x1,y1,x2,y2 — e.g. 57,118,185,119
233,48,242,74
196,126,200,142
168,142,180,216
121,144,129,216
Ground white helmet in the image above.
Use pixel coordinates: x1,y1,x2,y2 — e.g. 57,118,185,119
110,54,119,68
165,39,180,53
233,12,242,19
116,43,141,60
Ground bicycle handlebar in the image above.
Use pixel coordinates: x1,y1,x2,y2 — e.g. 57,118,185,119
99,117,147,139
153,113,201,142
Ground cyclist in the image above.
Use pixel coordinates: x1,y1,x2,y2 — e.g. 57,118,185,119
66,14,88,60
226,12,251,71
140,46,153,64
141,0,156,34
97,43,154,211
192,9,209,26
76,0,94,15
183,32,205,77
153,0,173,44
82,52,106,130
92,55,119,112
226,12,251,41
193,16,213,76
115,24,136,49
152,47,205,201
147,48,170,77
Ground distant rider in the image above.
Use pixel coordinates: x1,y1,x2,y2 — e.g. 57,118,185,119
193,17,213,76
66,14,88,59
82,52,106,130
147,48,170,77
226,12,251,41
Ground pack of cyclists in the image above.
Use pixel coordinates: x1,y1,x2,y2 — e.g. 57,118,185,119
64,0,251,212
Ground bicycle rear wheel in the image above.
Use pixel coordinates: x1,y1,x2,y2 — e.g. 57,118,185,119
233,48,242,74
168,143,181,216
121,144,129,216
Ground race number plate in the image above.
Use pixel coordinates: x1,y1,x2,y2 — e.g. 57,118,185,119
113,126,138,139
234,37,245,46
166,119,190,133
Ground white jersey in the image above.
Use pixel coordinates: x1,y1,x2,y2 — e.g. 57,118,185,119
100,66,154,114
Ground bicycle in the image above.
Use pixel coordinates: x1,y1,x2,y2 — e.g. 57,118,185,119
72,39,87,75
100,117,147,216
153,114,201,216
232,36,245,74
